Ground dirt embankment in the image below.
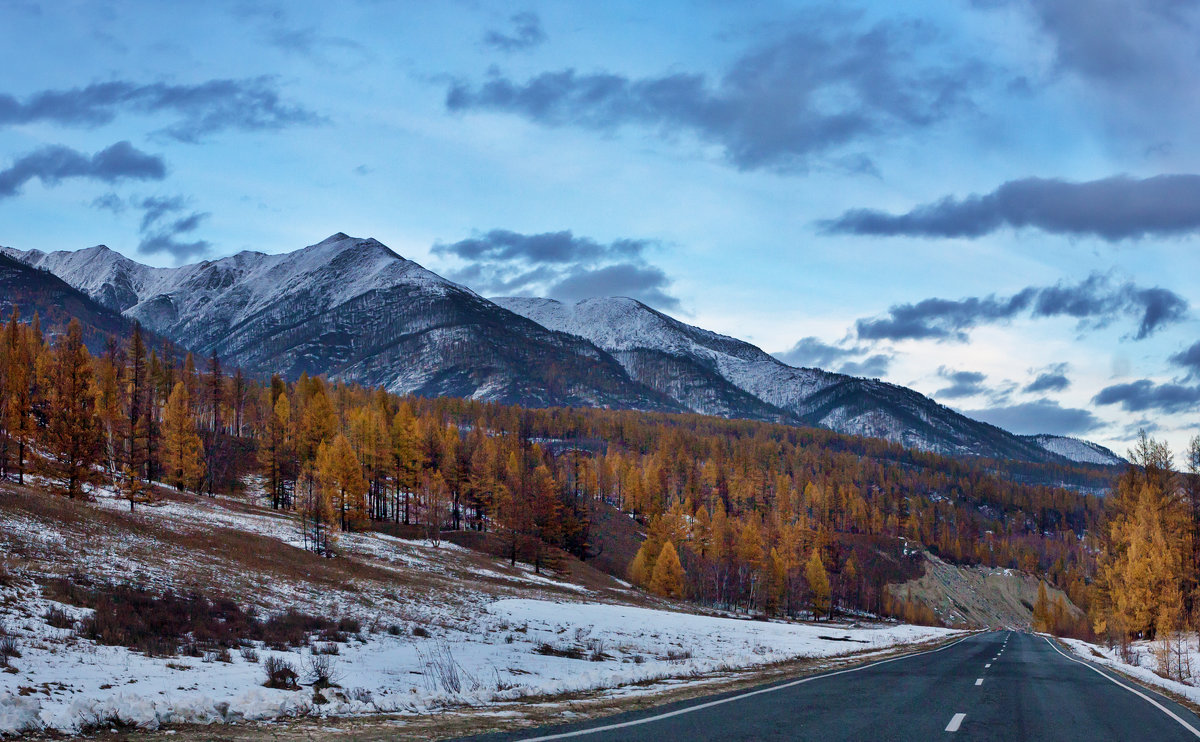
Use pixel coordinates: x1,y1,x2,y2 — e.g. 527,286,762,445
889,551,1082,629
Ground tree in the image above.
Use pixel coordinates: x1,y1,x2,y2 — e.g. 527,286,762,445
3,309,37,484
805,547,831,620
162,381,206,491
649,540,686,599
37,320,100,498
317,434,368,532
1032,580,1051,632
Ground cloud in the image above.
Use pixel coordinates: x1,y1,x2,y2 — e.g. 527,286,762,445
137,196,210,261
548,264,678,310
0,141,164,200
1170,341,1200,379
855,273,1187,342
1025,364,1071,393
0,77,322,142
483,12,547,53
838,354,892,377
447,18,983,172
1093,379,1200,414
961,398,1104,436
434,229,648,264
91,192,127,214
773,336,893,377
823,174,1200,241
436,229,678,310
935,367,988,398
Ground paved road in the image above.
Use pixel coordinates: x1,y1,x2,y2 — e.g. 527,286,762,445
457,631,1200,741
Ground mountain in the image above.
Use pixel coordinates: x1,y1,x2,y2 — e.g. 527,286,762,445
1024,434,1125,466
493,297,1067,463
3,235,681,411
0,250,138,350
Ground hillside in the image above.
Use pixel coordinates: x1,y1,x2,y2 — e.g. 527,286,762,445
0,478,956,737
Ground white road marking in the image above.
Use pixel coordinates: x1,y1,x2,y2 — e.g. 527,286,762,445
975,678,984,686
946,713,966,732
511,634,978,741
1044,637,1200,739
985,663,991,668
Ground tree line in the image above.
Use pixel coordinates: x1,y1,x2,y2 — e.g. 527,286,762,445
0,313,1114,624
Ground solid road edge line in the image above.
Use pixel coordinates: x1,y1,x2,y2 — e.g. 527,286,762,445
515,633,978,741
1043,636,1200,739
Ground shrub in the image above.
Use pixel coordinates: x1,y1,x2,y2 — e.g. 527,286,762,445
240,646,260,663
0,636,20,659
263,655,299,689
43,606,73,629
305,653,341,688
312,642,340,656
534,642,584,660
412,625,430,638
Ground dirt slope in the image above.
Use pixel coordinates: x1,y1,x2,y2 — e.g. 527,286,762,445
889,551,1082,629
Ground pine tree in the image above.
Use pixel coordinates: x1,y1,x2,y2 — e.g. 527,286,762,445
649,540,685,599
162,381,206,492
37,320,100,498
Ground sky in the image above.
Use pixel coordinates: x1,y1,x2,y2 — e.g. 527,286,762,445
0,0,1197,458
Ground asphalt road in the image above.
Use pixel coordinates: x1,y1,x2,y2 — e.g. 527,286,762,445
457,631,1200,741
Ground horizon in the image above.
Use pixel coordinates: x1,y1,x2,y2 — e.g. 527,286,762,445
1,1,1197,457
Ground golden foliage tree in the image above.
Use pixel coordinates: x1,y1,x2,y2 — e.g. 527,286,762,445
806,547,831,620
162,381,206,492
38,320,100,498
649,540,686,599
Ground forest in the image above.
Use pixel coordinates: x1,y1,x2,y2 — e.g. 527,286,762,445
4,312,1191,638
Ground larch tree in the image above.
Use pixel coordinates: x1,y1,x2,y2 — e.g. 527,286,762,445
162,381,206,492
805,547,831,620
649,540,686,599
4,310,37,484
37,320,100,498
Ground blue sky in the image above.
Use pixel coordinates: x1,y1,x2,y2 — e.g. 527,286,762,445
1,0,1198,456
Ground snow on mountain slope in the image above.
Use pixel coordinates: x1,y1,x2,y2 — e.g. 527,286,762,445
4,236,680,412
1025,435,1125,466
494,297,838,421
494,297,1067,463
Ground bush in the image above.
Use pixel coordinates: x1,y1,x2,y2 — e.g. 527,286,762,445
0,636,20,659
263,655,299,689
312,642,340,656
240,646,260,663
534,642,584,660
43,606,73,629
305,653,341,688
412,625,430,638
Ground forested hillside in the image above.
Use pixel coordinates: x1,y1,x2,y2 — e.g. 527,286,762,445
0,312,1127,632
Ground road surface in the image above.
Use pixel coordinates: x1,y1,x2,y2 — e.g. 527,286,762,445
457,631,1200,741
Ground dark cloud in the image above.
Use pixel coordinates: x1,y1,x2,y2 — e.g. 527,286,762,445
0,141,164,200
447,19,983,172
855,273,1187,342
823,174,1200,241
134,195,211,262
838,354,892,377
1093,379,1200,414
772,336,892,377
1025,364,1071,393
1170,341,1200,379
935,367,988,398
548,264,678,310
483,12,547,53
961,398,1104,436
438,229,678,310
434,229,648,264
0,77,322,142
91,192,127,214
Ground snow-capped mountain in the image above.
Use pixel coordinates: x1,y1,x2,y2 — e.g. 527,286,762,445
493,297,1066,462
1023,435,1125,466
5,236,1118,466
3,235,681,411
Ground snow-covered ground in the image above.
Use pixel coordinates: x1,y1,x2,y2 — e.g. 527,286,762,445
1061,635,1200,706
0,483,959,736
